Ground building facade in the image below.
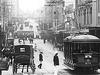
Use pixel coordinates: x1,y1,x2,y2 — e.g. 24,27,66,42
64,4,75,32
0,0,3,30
75,0,99,29
44,0,65,32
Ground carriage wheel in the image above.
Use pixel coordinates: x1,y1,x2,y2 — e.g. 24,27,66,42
13,63,17,74
15,63,17,73
31,63,35,73
13,62,15,74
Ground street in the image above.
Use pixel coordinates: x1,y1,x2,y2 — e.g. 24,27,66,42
1,39,100,75
1,0,100,75
1,39,66,75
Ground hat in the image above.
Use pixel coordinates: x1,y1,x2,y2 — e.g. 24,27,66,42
40,52,43,53
55,51,58,54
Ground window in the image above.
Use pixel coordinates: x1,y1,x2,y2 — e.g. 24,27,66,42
84,9,86,25
98,0,100,12
0,16,1,21
79,9,82,25
87,8,89,24
78,10,80,16
0,7,1,12
98,17,100,25
90,7,92,24
76,0,78,5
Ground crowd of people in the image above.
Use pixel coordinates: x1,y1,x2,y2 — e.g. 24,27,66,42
18,37,33,44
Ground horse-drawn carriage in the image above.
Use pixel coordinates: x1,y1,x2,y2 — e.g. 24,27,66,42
12,44,35,74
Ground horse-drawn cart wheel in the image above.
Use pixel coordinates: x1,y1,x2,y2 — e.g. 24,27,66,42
13,62,15,74
30,63,35,73
13,63,17,74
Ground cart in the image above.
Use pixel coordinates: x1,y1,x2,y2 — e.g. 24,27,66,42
12,45,35,74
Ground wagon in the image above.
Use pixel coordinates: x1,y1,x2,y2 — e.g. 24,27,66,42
12,45,35,74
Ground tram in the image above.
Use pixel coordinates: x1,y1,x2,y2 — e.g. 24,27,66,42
14,30,34,39
7,38,14,47
63,34,100,71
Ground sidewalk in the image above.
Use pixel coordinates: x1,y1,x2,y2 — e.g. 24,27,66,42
34,39,66,75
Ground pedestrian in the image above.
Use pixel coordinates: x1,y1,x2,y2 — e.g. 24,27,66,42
38,52,43,69
18,39,21,44
34,43,37,52
53,52,59,66
43,39,46,44
53,52,59,75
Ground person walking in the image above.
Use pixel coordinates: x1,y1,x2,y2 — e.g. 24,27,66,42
53,52,59,66
53,52,59,75
34,43,37,52
43,39,46,44
38,52,43,69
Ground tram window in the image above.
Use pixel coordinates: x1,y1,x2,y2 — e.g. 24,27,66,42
72,43,80,53
64,43,69,58
67,43,70,57
96,43,100,52
68,43,72,58
72,43,75,52
69,43,72,59
72,42,100,53
91,43,100,53
79,43,88,53
64,45,67,58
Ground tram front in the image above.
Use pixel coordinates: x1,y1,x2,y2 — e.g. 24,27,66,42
64,34,100,71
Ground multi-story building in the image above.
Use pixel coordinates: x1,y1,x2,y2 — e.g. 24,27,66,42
75,0,98,28
11,0,19,17
56,0,65,31
64,4,75,32
44,0,56,30
75,0,100,38
0,0,3,30
0,0,8,47
0,0,18,47
44,0,65,32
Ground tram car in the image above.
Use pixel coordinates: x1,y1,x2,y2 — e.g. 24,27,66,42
7,38,14,47
12,45,35,74
63,34,100,71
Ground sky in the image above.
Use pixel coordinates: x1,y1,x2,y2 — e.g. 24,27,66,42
19,0,45,13
19,0,74,13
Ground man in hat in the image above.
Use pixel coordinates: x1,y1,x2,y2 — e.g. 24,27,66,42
38,52,43,69
53,52,59,66
53,52,59,75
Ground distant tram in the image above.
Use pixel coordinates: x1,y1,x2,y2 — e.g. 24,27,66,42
14,30,34,39
63,34,100,71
